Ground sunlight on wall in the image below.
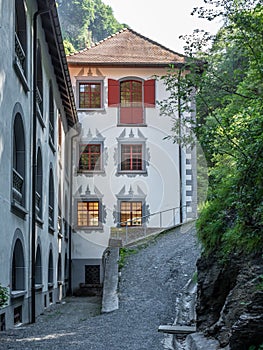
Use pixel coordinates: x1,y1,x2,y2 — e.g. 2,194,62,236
0,69,6,105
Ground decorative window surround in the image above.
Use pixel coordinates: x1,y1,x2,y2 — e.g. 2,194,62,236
74,185,106,231
114,185,150,226
77,129,106,175
115,128,149,176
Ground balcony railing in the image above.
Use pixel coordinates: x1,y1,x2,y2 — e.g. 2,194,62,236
48,205,54,228
111,205,192,246
15,32,26,73
35,191,41,218
36,86,43,121
12,168,23,205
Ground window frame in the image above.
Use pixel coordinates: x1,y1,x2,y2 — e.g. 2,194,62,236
76,78,105,111
78,143,102,172
76,199,102,229
120,144,143,171
120,201,143,227
116,129,147,175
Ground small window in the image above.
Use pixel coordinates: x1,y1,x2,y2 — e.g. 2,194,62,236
120,201,142,226
77,201,100,227
14,306,22,325
121,144,142,171
79,144,101,171
78,82,102,109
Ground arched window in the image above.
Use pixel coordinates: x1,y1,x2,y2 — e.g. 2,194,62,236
120,79,143,124
49,81,55,147
36,44,43,121
36,148,43,220
57,253,62,283
48,169,55,231
48,249,53,287
64,253,68,282
13,113,26,207
14,0,28,89
12,239,25,291
35,245,42,285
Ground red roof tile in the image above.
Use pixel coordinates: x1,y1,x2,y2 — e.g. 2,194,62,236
67,28,186,67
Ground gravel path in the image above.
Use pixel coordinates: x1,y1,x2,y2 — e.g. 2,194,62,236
0,222,199,350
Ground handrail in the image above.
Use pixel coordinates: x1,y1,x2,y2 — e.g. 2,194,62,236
114,204,191,245
117,205,189,227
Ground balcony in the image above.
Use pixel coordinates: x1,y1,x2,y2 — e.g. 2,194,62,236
14,33,29,92
12,168,23,205
48,205,55,233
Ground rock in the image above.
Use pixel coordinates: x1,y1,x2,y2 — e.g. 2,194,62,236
196,252,263,348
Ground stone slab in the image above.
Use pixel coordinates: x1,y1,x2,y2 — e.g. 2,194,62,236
158,325,196,334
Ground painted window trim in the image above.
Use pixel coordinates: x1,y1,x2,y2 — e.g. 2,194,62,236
77,136,105,174
75,77,105,111
116,129,148,175
75,197,103,230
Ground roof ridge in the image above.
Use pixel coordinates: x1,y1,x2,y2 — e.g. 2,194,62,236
67,27,185,58
126,28,185,58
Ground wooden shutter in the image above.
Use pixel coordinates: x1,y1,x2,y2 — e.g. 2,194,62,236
144,79,155,108
108,79,120,107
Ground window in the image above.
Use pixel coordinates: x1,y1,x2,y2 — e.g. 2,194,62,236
120,201,142,226
78,82,102,109
108,78,155,125
79,144,101,171
36,44,44,125
48,169,55,232
12,113,26,209
12,239,25,291
14,0,28,91
77,201,100,227
35,245,42,286
49,82,55,150
36,148,43,220
117,129,147,174
121,144,142,171
48,249,54,288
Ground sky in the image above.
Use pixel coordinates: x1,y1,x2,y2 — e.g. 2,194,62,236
103,0,222,54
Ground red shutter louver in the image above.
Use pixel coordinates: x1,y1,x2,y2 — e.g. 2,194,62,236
144,79,155,108
108,79,120,107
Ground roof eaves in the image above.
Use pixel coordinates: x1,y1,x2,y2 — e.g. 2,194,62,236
37,0,78,128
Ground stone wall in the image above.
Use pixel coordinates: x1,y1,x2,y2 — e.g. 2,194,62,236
196,252,263,349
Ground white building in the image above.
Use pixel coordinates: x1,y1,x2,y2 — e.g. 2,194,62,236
67,28,197,294
0,0,77,329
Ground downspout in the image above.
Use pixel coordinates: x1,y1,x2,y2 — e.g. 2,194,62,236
68,123,81,295
178,69,183,224
31,6,50,324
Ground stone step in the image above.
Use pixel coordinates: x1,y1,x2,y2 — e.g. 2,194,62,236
158,325,196,335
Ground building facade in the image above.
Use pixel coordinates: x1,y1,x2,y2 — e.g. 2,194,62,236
67,29,197,294
0,0,77,329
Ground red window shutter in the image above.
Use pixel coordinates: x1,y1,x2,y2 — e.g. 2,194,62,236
108,79,120,107
144,79,155,108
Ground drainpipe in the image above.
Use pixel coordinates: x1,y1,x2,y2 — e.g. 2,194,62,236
68,123,81,295
31,6,50,324
178,69,183,224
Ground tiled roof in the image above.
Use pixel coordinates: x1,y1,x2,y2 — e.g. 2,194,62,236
67,28,186,67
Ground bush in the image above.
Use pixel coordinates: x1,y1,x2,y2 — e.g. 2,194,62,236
0,284,8,308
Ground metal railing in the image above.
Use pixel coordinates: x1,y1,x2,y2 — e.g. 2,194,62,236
12,168,24,205
15,32,26,72
113,205,189,245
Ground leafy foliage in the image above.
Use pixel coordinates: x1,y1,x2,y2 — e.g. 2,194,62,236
159,0,263,255
0,284,8,308
57,0,126,51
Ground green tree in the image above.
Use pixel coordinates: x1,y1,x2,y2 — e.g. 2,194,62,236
159,0,263,254
58,0,126,51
